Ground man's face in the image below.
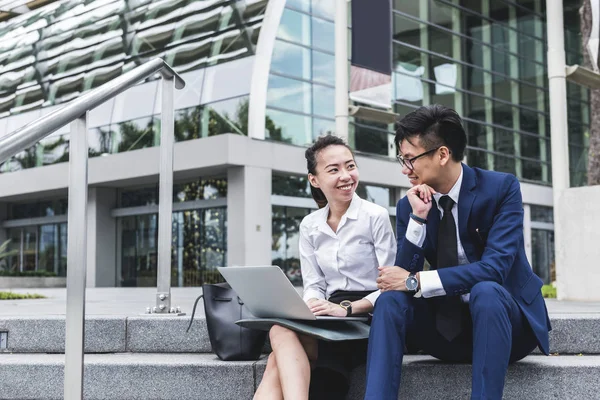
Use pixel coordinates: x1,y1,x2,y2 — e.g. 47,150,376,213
398,137,440,187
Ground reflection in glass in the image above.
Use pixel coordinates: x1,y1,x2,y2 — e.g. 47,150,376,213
272,175,312,198
313,117,335,140
311,17,334,52
173,178,227,202
272,206,312,285
267,74,311,114
312,84,334,118
354,122,390,156
312,50,334,85
278,8,311,46
271,40,312,80
119,207,227,287
532,229,554,285
2,223,67,276
265,108,312,145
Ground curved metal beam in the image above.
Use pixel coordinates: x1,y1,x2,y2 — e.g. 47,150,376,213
247,0,286,140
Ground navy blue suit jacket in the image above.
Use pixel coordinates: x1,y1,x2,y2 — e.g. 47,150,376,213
394,164,551,354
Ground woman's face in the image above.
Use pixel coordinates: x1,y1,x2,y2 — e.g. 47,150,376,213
308,145,359,206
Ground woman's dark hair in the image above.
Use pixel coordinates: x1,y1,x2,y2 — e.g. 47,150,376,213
305,135,355,209
395,104,467,162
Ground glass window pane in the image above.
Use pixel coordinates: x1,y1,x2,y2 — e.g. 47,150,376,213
203,96,249,137
286,0,310,13
532,229,554,284
354,123,389,156
267,74,311,114
530,205,553,223
312,0,335,20
271,40,312,80
173,178,227,202
120,214,158,287
278,9,311,46
313,117,335,139
312,50,334,85
266,108,312,145
272,175,312,198
312,84,334,118
311,17,334,52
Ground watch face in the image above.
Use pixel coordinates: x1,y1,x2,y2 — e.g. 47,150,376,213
406,276,418,291
340,300,352,308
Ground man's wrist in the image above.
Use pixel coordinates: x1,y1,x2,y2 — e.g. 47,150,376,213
409,212,427,224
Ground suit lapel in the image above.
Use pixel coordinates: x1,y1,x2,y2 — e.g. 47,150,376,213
458,164,477,260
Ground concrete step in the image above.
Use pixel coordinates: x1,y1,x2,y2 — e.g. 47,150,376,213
1,315,599,354
0,353,598,399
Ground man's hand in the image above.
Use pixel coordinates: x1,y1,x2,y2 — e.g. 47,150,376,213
308,299,347,317
407,184,437,220
377,266,411,292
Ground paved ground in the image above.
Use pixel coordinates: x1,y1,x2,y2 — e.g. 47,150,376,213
0,287,599,317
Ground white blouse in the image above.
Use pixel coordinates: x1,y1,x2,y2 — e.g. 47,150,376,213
299,194,397,306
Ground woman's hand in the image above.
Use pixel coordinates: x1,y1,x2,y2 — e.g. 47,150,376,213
307,299,347,317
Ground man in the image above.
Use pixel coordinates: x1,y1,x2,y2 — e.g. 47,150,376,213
364,105,551,400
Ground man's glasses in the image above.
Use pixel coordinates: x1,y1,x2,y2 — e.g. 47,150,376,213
396,146,442,170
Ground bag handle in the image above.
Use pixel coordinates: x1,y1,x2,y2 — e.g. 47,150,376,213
186,294,235,333
186,294,204,333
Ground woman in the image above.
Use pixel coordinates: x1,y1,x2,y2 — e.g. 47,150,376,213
254,135,396,400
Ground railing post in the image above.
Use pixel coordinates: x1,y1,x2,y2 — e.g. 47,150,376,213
154,77,176,314
64,114,89,400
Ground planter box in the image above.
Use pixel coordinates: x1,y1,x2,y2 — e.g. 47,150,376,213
0,276,66,289
556,185,600,301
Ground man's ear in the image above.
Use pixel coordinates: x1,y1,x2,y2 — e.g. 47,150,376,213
439,146,451,166
308,173,320,188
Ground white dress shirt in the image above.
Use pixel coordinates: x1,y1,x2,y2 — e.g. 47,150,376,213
405,167,471,300
300,194,397,306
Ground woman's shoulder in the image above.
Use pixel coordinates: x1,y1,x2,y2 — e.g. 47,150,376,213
299,207,327,230
357,197,390,219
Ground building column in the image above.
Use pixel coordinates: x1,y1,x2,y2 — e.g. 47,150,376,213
86,188,117,287
227,166,272,266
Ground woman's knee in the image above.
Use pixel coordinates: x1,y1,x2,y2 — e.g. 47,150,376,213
269,325,298,347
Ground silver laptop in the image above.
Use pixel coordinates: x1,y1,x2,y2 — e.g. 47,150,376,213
218,265,368,321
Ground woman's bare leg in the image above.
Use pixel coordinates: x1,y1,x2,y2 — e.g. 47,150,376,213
254,353,283,400
268,325,317,400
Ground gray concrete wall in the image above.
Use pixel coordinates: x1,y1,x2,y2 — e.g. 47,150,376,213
86,188,117,288
227,166,272,266
556,185,600,301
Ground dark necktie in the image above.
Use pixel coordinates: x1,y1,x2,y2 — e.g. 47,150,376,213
436,195,462,341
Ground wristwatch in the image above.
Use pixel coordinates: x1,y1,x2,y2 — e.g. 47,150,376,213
339,300,353,316
405,272,419,293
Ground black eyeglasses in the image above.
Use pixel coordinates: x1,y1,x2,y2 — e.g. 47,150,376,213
396,146,442,170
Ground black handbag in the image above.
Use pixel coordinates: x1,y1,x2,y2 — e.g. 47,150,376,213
186,282,266,361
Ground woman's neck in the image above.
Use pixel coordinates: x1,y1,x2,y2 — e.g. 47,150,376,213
328,199,351,221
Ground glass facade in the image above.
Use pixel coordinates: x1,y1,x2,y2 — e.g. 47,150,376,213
117,178,227,287
0,0,264,172
2,198,68,276
530,205,554,284
392,0,589,186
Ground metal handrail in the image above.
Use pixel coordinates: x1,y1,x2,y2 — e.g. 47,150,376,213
0,58,184,163
0,58,186,400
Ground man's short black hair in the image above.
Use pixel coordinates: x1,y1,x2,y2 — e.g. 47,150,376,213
395,104,467,162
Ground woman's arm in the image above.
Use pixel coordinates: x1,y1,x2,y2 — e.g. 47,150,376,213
299,223,327,301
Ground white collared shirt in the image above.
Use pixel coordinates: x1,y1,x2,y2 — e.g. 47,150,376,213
405,167,470,300
300,194,397,306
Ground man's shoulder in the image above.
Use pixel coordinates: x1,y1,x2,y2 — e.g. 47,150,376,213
470,166,518,188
